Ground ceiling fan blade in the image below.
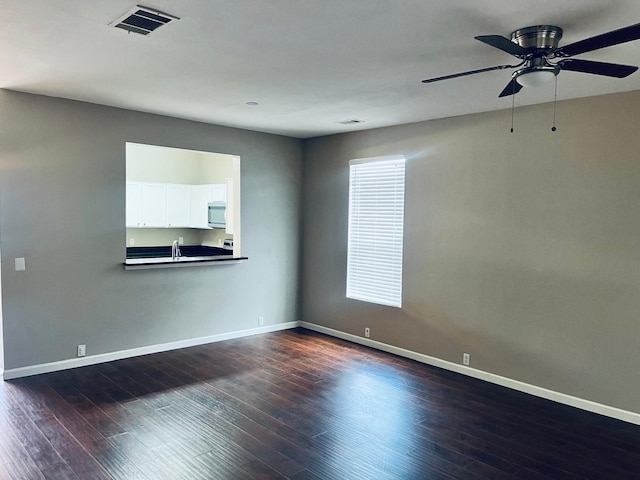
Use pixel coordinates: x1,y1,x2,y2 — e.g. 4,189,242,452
498,78,523,97
557,22,640,56
475,35,529,56
422,64,517,84
558,59,638,77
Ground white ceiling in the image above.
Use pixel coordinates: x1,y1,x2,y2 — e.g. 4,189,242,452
2,1,640,138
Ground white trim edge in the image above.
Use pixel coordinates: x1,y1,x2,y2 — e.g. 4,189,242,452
5,320,639,425
3,322,300,381
299,321,640,426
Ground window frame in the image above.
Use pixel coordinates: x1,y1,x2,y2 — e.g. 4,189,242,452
346,155,406,308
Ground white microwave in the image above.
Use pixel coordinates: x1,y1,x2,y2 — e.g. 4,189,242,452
207,202,226,229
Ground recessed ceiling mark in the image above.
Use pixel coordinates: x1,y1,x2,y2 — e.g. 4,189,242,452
110,5,179,36
339,119,365,125
245,101,260,106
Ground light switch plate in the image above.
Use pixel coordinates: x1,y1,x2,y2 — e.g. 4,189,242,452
15,257,26,271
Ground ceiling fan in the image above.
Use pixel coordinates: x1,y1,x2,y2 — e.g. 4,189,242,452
422,22,640,97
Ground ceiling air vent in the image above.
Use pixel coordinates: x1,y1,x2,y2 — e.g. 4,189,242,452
110,5,179,35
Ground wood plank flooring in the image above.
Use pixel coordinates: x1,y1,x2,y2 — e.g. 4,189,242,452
0,328,639,479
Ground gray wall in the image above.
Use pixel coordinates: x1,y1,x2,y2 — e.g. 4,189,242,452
0,90,302,370
3,87,639,414
302,90,640,413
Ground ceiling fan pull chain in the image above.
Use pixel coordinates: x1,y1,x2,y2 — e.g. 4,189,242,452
510,89,515,133
552,76,558,132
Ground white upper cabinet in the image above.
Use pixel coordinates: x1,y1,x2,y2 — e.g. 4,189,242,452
190,184,227,229
211,184,226,203
166,184,191,227
225,178,234,235
126,182,142,227
126,181,227,230
140,183,166,228
190,184,214,229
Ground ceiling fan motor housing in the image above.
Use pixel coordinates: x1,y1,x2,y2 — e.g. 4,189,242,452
511,25,563,53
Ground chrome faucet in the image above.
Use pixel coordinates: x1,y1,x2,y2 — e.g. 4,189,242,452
172,239,181,260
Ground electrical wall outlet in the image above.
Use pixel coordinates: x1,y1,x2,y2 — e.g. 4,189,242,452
179,237,184,245
77,344,86,357
364,327,370,338
258,316,264,326
129,238,135,246
463,353,470,366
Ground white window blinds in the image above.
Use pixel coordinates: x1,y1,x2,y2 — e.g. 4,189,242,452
347,155,406,308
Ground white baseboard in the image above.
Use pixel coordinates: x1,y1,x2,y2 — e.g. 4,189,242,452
299,321,640,426
5,319,639,425
2,322,299,381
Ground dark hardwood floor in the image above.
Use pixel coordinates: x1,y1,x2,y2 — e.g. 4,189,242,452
1,328,639,479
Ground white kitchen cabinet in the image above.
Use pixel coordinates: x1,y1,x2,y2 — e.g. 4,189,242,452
190,184,227,229
126,181,228,229
190,184,213,229
166,184,191,227
126,182,142,227
140,183,166,228
225,178,234,235
211,184,226,202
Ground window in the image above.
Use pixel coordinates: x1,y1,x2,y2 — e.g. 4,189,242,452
347,155,406,307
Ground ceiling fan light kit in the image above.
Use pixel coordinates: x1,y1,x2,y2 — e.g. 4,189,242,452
515,69,557,88
422,22,640,97
514,56,560,88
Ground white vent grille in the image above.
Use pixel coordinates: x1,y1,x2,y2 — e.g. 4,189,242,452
110,6,179,35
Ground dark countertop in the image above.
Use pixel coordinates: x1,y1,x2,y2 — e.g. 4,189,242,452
124,245,247,270
126,245,231,259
